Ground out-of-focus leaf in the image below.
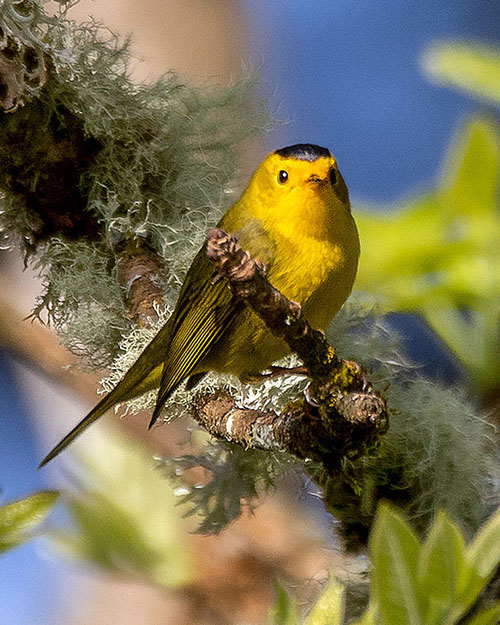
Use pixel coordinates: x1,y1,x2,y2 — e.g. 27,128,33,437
350,606,377,625
423,42,500,107
357,116,500,309
369,504,423,625
465,602,500,625
314,507,500,625
303,576,345,625
418,510,475,624
468,507,500,580
356,115,500,392
51,428,192,588
266,582,300,625
0,491,59,553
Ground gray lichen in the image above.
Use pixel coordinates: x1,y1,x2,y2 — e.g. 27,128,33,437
0,0,267,366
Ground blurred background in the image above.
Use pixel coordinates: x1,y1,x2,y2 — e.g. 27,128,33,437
1,1,500,623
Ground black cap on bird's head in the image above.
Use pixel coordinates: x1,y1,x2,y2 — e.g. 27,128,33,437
275,143,331,162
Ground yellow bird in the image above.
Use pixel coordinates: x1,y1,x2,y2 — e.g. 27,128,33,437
39,144,360,467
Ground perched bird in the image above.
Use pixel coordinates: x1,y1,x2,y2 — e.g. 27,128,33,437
39,144,360,467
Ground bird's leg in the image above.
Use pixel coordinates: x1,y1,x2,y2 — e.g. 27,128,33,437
268,365,309,377
240,365,309,384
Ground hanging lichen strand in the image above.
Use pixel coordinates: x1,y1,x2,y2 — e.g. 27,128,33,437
0,0,267,365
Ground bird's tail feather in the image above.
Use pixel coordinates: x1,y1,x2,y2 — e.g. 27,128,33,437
38,386,132,468
39,322,173,468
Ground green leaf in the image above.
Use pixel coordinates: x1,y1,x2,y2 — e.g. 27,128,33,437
418,511,466,596
423,42,500,106
369,504,424,625
355,115,500,392
303,576,345,625
266,582,300,625
465,602,500,625
0,491,59,553
418,510,476,624
468,507,500,579
441,116,500,220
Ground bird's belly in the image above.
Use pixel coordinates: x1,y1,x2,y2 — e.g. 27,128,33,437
302,253,357,329
273,238,355,328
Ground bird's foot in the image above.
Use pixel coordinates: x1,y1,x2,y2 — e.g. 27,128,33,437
239,365,309,384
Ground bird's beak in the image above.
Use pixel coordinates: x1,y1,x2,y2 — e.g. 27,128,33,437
307,174,327,186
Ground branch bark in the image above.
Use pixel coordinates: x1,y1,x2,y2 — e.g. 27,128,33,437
193,228,388,474
116,238,165,326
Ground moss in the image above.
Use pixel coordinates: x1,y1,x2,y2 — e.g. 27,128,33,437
32,239,128,366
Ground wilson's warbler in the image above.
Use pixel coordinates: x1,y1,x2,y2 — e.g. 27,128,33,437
39,144,360,467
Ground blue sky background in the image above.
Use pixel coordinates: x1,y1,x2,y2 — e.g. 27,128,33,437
243,0,500,201
0,353,61,625
2,2,500,623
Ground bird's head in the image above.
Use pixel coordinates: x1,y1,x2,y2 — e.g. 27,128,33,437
244,143,351,239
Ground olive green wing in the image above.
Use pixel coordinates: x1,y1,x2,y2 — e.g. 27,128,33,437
148,242,241,426
148,215,279,426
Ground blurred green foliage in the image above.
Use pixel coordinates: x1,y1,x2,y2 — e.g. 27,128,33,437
368,505,500,625
357,41,500,394
302,576,346,625
0,490,59,553
423,42,500,108
267,505,500,625
356,115,500,393
50,429,192,588
266,583,301,625
266,577,346,625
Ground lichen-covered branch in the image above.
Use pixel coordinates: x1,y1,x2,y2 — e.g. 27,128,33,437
194,387,386,473
197,228,388,474
0,13,165,321
116,239,166,326
0,1,266,352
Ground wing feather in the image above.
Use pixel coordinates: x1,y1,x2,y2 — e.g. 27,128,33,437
149,217,278,424
148,244,240,426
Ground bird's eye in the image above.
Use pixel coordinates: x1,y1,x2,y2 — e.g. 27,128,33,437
329,167,337,186
277,170,289,184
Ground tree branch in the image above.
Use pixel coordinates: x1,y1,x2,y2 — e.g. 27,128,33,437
116,238,165,326
194,228,388,474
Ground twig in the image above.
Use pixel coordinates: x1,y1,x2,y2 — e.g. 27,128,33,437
116,239,165,326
